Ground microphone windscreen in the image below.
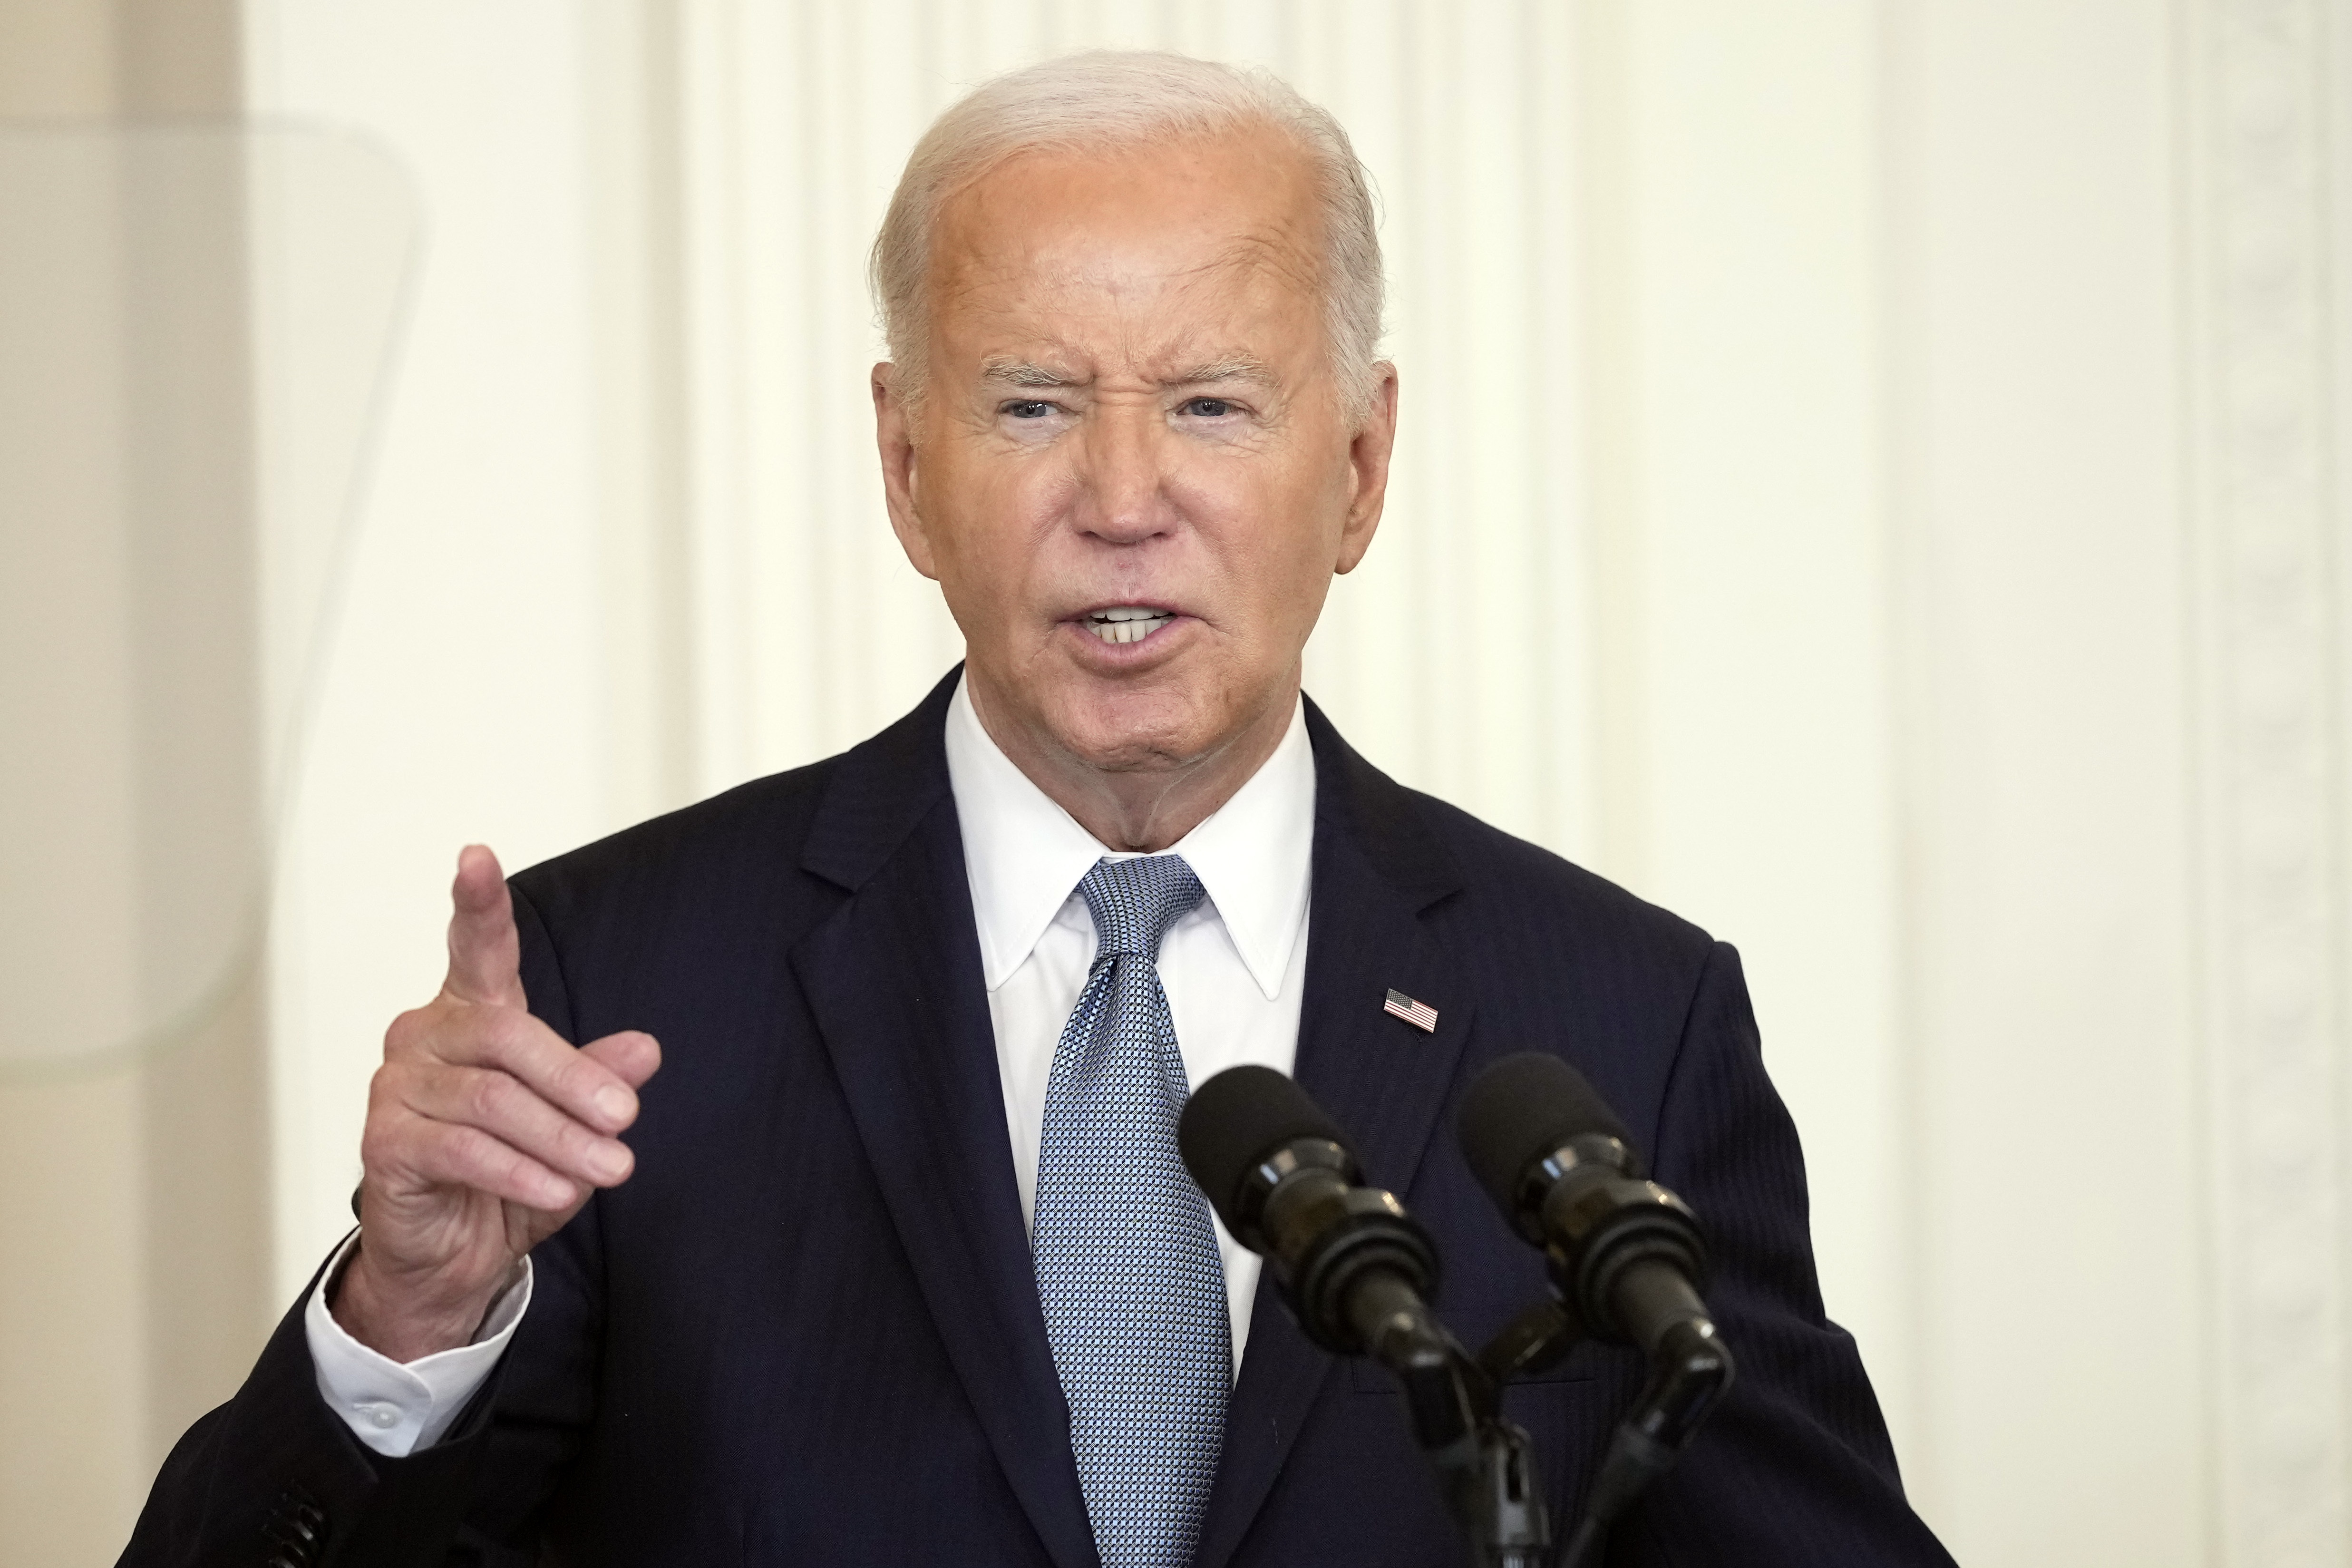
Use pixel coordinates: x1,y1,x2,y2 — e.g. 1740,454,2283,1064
1457,1052,1634,1212
1178,1065,1349,1232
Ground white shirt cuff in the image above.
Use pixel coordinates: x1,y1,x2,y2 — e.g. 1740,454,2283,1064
304,1230,533,1458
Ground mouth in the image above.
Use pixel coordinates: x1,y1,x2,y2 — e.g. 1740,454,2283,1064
1078,604,1179,646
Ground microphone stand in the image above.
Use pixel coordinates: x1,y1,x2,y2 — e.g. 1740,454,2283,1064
1549,1310,1735,1568
1469,1293,1735,1568
1357,1282,1734,1568
1349,1276,1550,1568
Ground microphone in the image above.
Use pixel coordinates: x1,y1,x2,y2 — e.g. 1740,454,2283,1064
1183,1065,1552,1568
1177,1065,1448,1373
1458,1052,1736,1565
1458,1051,1726,1366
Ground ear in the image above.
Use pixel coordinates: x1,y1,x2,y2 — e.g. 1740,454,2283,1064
874,363,939,580
1333,362,1399,575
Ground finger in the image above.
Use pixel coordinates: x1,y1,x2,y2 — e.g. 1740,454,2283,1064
379,1116,582,1213
393,1064,634,1190
443,844,525,1008
579,1030,661,1096
439,1005,641,1135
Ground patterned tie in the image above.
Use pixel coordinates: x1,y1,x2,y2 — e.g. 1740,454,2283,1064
1033,855,1231,1568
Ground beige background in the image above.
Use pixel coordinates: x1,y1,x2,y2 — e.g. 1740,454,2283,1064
2,1,2347,1563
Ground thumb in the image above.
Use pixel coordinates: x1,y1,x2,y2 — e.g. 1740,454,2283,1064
580,1029,662,1094
443,844,526,1008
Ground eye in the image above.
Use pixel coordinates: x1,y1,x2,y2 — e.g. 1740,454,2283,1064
1002,399,1056,420
1182,397,1236,418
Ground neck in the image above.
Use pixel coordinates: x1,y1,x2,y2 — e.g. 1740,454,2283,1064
966,672,1297,854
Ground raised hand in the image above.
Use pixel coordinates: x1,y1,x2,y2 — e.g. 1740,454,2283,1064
332,845,661,1362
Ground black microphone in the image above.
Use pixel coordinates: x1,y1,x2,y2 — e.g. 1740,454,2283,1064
1458,1052,1735,1565
1458,1052,1726,1365
1177,1065,1448,1373
1184,1066,1553,1568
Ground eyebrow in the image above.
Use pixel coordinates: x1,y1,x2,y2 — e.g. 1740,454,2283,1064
1170,357,1279,388
978,355,1281,390
980,358,1079,389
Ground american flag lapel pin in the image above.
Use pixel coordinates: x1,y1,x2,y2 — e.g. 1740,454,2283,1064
1383,988,1439,1034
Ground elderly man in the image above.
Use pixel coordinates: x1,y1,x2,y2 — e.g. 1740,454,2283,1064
125,51,1951,1568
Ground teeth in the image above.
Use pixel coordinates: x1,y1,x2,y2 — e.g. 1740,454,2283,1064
1084,606,1174,645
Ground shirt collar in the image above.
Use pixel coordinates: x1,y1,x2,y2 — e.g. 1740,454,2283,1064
943,673,1315,999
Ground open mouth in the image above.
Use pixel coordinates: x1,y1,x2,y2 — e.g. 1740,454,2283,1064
1081,605,1177,645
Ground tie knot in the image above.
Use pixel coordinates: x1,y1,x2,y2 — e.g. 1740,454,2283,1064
1079,855,1206,962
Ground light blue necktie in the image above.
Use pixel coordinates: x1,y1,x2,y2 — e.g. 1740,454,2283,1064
1033,855,1231,1568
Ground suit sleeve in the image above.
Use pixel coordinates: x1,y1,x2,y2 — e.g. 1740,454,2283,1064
116,883,601,1568
1613,941,1956,1567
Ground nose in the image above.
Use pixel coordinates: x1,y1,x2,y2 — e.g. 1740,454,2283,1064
1074,402,1175,545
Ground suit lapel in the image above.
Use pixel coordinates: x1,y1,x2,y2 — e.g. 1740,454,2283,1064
1193,701,1474,1568
786,680,1469,1568
788,672,1097,1568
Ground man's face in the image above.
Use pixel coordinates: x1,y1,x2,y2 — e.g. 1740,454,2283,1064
875,125,1396,780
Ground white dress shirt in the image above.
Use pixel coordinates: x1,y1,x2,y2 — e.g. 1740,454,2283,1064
308,674,1316,1456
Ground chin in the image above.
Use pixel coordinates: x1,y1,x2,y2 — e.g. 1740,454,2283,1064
1048,680,1225,773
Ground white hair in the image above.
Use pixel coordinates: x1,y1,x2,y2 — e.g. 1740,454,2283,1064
870,50,1386,427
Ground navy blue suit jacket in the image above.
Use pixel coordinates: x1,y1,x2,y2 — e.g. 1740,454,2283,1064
125,671,1953,1566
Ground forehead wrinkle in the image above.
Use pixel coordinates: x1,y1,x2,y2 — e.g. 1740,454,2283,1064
1137,228,1323,307
1121,237,1320,390
934,198,1321,328
938,196,1327,397
1213,202,1328,287
1003,219,1317,318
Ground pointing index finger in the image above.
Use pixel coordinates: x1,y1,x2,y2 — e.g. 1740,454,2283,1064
443,844,526,1009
